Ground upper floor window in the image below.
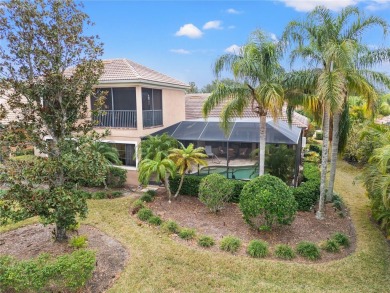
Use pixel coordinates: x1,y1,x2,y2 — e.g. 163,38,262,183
91,87,137,128
142,88,162,128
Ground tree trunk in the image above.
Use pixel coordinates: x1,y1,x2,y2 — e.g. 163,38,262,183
165,175,173,203
55,223,67,242
174,175,184,198
327,111,341,202
259,115,267,176
316,102,330,220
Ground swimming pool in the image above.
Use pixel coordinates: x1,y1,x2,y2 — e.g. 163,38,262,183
198,165,258,180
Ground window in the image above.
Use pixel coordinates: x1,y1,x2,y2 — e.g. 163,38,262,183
142,88,162,127
108,143,136,167
91,88,137,128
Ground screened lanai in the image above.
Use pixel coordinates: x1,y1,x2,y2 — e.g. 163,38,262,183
147,118,304,186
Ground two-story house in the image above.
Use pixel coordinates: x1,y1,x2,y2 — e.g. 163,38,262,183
90,59,189,185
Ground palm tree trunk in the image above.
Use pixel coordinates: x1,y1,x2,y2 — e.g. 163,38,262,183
327,110,341,202
316,102,330,220
174,175,184,198
165,175,173,203
259,115,266,176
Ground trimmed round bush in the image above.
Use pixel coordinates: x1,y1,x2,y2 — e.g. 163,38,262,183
178,228,196,240
137,208,153,221
198,235,215,247
274,244,296,260
140,193,153,203
322,239,340,253
145,190,157,197
148,215,162,226
220,236,241,253
198,173,234,213
110,191,123,198
161,220,180,234
239,175,298,230
247,240,269,258
331,232,350,247
296,241,321,260
131,199,145,214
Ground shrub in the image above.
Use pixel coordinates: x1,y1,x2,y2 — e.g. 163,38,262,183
0,250,95,292
239,175,298,230
274,244,296,260
161,220,180,234
309,144,322,155
145,190,157,197
106,166,127,188
79,190,93,199
140,193,153,203
197,235,215,247
67,222,80,232
131,199,145,214
321,239,340,253
148,215,162,226
220,236,241,253
169,175,202,196
296,241,321,260
178,228,196,240
247,240,269,258
92,191,107,199
293,163,320,211
331,232,350,247
137,208,153,221
198,173,234,213
68,235,88,249
110,191,123,198
170,175,245,202
332,193,345,211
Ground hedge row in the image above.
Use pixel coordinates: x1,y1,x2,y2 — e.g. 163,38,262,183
169,175,246,203
292,163,321,211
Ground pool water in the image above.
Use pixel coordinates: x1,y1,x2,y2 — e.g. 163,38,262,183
199,165,258,180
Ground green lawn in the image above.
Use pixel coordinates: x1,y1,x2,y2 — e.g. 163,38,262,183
2,160,390,292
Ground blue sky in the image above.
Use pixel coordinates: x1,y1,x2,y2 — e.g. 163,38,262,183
83,0,390,88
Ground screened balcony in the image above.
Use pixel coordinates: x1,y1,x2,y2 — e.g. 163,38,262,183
91,87,137,128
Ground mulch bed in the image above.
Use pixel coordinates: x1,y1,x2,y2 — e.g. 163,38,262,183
0,224,129,293
145,189,356,262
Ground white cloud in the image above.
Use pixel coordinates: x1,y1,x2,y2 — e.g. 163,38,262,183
226,8,242,14
279,0,359,12
228,25,236,29
175,24,203,38
170,49,191,54
225,44,242,54
203,20,223,30
366,0,390,10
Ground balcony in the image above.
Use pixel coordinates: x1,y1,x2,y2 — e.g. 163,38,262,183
94,110,137,128
143,110,163,128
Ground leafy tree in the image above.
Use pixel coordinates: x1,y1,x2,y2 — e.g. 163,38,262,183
0,0,106,241
138,133,179,160
138,152,177,202
203,30,285,176
187,82,199,94
168,143,207,197
283,6,390,219
201,78,241,93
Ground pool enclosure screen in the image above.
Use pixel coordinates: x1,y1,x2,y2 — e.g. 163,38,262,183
146,118,303,185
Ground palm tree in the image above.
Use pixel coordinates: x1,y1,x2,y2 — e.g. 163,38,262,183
92,142,121,165
138,133,178,160
283,6,390,219
138,152,177,202
169,143,208,197
203,30,285,175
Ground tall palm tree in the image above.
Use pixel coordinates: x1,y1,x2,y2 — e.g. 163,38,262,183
203,30,285,175
138,152,177,202
169,143,208,197
283,6,390,219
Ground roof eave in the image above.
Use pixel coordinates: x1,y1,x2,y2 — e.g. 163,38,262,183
98,79,190,90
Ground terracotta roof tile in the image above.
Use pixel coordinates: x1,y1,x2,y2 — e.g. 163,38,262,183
185,93,310,128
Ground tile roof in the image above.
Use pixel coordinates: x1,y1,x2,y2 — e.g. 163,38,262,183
67,59,189,89
185,93,310,129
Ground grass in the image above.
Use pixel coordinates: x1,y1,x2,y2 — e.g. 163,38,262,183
1,160,390,292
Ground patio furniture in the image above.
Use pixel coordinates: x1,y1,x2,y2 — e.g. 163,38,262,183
205,145,220,163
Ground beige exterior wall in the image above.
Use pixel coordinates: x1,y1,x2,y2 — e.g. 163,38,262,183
89,82,187,185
